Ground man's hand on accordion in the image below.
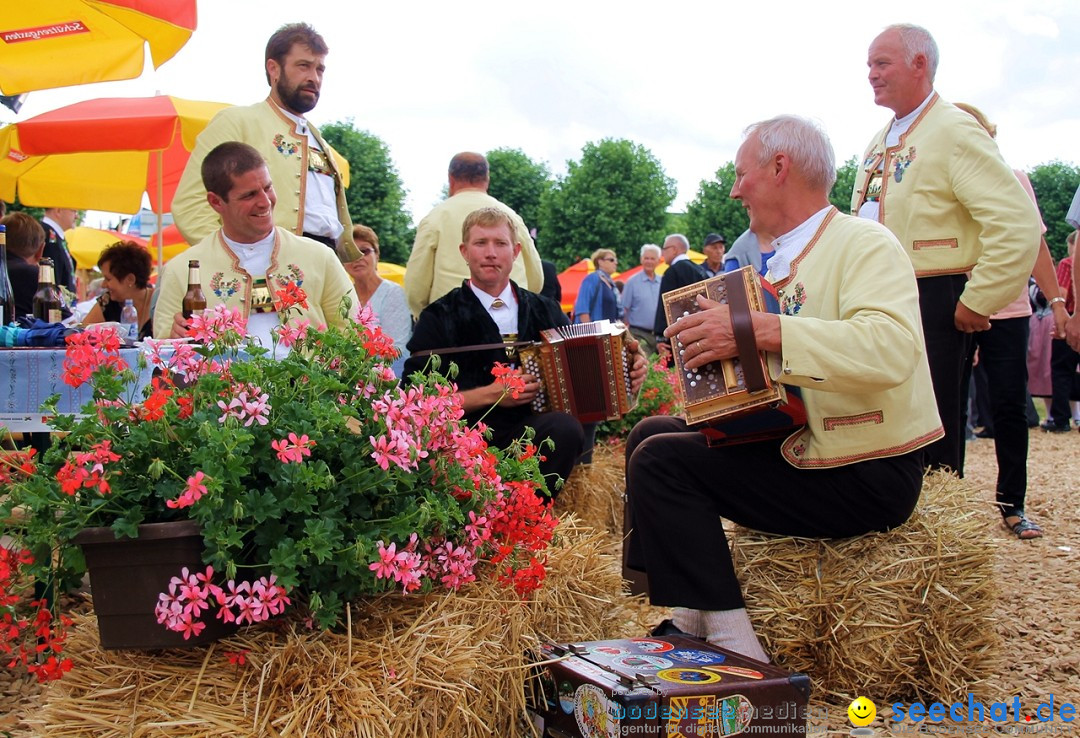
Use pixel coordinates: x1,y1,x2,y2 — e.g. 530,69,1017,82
625,335,649,395
665,295,782,371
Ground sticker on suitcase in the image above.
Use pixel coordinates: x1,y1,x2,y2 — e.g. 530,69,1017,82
610,654,673,671
665,693,755,737
656,667,723,685
707,664,765,680
667,647,728,665
574,684,620,738
628,637,674,653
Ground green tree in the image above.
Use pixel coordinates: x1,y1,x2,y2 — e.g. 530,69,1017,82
485,148,551,241
319,120,413,264
539,139,676,269
684,162,748,248
1027,160,1080,261
829,156,858,213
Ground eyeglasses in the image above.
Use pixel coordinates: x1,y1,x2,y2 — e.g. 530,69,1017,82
357,248,376,258
600,256,617,262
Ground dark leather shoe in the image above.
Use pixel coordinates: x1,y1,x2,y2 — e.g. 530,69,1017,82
649,619,701,639
1040,421,1070,433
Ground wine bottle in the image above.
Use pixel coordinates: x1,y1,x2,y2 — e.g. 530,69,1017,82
32,257,64,323
0,225,15,325
182,259,207,319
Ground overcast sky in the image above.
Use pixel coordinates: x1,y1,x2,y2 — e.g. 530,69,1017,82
8,0,1079,229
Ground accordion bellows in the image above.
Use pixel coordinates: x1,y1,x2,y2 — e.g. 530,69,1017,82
663,267,787,426
519,320,636,423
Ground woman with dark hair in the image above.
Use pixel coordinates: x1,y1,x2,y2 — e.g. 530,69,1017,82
81,241,154,339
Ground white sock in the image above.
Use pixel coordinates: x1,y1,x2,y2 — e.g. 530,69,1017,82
702,608,770,663
671,607,703,637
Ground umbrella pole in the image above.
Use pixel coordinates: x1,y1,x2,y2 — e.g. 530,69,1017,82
155,150,164,268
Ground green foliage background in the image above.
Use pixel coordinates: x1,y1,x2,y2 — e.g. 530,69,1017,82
320,120,414,265
1027,161,1080,260
538,139,676,269
485,148,551,240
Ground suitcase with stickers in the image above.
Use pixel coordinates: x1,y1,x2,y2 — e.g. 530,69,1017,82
526,635,811,737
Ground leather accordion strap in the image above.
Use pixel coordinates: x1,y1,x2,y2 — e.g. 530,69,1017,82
724,272,768,393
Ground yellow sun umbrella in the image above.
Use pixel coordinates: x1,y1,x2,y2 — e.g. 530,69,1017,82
378,261,407,286
65,225,188,270
0,0,198,95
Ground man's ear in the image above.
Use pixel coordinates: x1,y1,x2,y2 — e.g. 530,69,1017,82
207,191,226,215
266,58,280,85
459,242,469,261
513,243,522,261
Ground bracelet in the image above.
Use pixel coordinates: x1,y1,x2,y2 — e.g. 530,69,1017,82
1049,296,1067,307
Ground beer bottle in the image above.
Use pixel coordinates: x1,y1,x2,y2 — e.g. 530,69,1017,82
32,257,64,323
0,225,15,325
182,259,207,319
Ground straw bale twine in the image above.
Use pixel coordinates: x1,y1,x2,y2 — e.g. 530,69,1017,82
731,470,1000,704
27,516,628,738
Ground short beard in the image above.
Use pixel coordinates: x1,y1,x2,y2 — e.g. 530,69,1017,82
276,79,318,115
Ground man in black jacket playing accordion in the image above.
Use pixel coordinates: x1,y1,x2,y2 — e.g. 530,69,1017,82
405,207,647,500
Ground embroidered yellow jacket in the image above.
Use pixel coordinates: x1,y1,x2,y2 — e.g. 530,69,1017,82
172,99,354,254
771,209,943,468
152,227,359,339
850,94,1040,317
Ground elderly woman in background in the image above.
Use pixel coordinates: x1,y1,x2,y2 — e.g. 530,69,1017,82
342,224,411,373
574,247,620,323
81,241,154,339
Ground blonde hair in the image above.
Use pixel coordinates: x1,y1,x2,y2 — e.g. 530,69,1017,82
461,207,515,243
953,102,997,139
591,248,616,268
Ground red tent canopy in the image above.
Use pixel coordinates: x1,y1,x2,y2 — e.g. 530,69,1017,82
556,259,593,314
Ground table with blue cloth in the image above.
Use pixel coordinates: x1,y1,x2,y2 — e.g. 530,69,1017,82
0,348,154,432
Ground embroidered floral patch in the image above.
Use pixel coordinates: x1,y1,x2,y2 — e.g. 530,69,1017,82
891,146,917,183
272,134,299,157
210,273,241,299
270,264,305,289
779,283,806,316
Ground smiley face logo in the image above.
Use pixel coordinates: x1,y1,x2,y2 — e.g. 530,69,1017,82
848,696,876,727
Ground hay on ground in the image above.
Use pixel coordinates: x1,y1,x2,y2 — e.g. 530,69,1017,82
731,470,1000,703
27,516,628,738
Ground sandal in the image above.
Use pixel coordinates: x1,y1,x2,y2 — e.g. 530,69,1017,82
1003,513,1043,540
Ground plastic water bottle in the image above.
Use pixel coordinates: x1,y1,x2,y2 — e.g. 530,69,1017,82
120,299,139,343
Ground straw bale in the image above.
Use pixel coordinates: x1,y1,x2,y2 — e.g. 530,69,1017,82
555,441,625,537
731,470,1001,704
26,516,628,738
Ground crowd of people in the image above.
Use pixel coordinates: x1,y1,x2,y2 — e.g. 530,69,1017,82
3,19,1080,666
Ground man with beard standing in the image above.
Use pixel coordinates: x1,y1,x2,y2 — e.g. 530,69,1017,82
173,23,354,254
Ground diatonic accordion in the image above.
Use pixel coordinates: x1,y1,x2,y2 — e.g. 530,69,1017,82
662,266,788,427
519,319,636,423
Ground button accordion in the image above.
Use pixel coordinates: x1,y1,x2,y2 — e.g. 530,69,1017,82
662,266,804,443
519,319,637,423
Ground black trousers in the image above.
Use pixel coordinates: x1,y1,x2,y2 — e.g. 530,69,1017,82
487,411,584,499
1048,338,1080,427
972,317,1030,517
624,417,924,611
918,275,976,476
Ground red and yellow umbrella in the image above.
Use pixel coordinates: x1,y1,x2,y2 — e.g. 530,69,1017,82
65,224,188,269
0,95,229,263
0,0,197,95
